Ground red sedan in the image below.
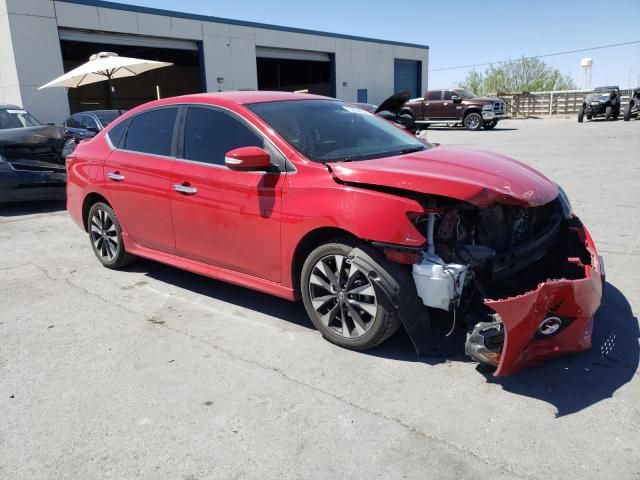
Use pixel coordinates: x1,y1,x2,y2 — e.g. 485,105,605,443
66,91,603,375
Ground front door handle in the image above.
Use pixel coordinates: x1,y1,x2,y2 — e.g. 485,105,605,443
107,171,125,181
174,184,198,195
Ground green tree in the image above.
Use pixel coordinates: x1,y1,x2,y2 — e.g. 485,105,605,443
458,57,577,94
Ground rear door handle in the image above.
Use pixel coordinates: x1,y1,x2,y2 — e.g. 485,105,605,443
174,184,198,195
107,172,125,181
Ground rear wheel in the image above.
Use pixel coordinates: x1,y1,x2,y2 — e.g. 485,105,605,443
463,112,483,130
577,106,584,123
605,106,612,121
87,202,134,269
301,241,401,350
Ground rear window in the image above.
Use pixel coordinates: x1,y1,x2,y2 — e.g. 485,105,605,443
122,108,177,156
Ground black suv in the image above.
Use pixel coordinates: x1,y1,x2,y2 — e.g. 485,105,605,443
578,86,620,122
623,88,639,121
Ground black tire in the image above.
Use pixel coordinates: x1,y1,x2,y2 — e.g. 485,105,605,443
87,202,135,269
605,106,612,121
577,106,584,123
624,102,632,121
463,112,483,130
300,240,402,351
483,119,498,130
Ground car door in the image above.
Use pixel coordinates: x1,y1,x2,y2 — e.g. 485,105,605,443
103,106,179,253
422,90,444,119
170,105,285,282
442,90,463,119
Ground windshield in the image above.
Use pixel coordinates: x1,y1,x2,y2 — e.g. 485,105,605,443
247,99,428,163
0,108,43,130
457,90,478,99
585,93,609,102
95,111,120,128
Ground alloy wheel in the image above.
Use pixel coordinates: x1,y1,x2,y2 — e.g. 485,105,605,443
308,254,378,338
90,208,119,261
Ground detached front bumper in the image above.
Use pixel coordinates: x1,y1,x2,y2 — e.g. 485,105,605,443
483,222,603,376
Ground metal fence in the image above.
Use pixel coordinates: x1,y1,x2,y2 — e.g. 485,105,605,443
496,89,634,117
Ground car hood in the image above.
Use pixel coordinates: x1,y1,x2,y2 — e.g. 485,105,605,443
466,96,498,103
327,145,559,207
375,91,411,114
0,125,65,147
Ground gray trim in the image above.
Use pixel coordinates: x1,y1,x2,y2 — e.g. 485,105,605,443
56,0,429,50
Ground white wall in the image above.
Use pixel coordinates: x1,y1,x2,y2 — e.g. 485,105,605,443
4,0,428,121
2,0,69,122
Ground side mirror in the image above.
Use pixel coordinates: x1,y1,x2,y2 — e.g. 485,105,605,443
225,146,271,171
451,96,462,104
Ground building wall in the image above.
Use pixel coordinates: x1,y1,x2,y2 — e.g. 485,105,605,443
2,0,428,123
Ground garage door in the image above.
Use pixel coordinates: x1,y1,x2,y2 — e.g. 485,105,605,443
394,59,421,98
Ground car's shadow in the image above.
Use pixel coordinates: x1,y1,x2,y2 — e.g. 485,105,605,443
0,200,66,217
136,259,638,416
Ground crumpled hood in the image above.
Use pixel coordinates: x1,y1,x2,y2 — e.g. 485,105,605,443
0,125,65,148
328,145,559,207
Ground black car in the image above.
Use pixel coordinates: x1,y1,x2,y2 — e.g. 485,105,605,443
354,91,416,132
623,88,639,121
64,110,122,141
0,105,66,203
578,86,621,122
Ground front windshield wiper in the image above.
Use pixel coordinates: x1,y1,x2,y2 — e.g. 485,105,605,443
396,146,426,155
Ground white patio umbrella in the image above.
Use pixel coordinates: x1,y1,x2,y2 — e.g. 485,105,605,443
39,51,173,110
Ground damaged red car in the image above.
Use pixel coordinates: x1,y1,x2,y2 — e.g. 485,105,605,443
66,92,604,375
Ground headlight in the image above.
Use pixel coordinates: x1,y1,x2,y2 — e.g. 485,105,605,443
557,185,573,218
482,104,493,111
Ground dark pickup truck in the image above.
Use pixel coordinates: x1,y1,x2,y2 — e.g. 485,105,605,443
401,89,506,130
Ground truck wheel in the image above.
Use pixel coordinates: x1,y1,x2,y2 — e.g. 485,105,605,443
605,106,612,121
464,112,483,130
577,107,584,123
483,119,498,130
624,102,632,121
301,240,402,351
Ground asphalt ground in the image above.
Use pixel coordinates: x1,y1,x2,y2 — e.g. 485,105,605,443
1,117,639,479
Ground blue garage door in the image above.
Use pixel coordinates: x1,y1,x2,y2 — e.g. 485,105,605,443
394,59,421,98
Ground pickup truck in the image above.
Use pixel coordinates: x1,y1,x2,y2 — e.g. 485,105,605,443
401,89,506,130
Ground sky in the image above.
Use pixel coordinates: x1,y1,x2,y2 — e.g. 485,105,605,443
116,0,640,90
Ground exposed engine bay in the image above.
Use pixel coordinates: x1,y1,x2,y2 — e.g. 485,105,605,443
405,194,601,374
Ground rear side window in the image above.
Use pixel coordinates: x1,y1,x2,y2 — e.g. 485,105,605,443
183,106,262,165
106,119,129,148
123,108,177,156
426,91,442,100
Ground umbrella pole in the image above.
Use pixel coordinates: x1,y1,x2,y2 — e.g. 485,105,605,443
107,74,120,113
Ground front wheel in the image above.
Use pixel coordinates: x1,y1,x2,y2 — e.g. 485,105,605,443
624,102,632,121
577,106,584,123
301,241,401,350
87,202,134,269
483,119,498,129
605,106,612,121
464,112,483,130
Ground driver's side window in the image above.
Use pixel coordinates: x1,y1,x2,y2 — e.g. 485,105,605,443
443,91,456,100
183,106,263,166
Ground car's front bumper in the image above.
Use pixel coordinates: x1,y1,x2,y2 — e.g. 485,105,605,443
484,221,603,376
481,111,506,120
0,161,66,203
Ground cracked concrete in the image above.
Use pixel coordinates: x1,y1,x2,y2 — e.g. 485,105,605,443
1,119,639,479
